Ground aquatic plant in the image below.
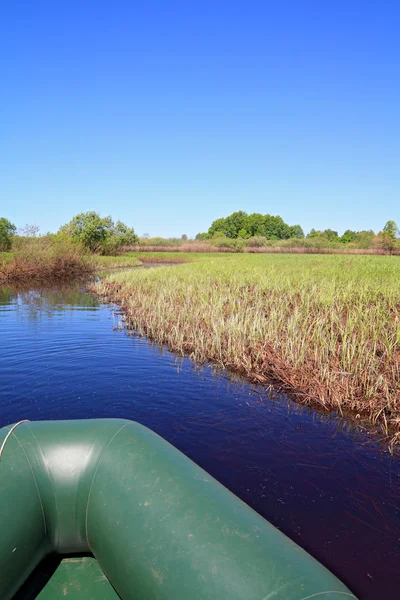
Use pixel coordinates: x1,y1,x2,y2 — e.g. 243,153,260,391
94,253,400,447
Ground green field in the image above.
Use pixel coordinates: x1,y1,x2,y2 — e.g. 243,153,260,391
95,252,400,447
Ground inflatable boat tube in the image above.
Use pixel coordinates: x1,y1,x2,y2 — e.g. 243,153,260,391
0,419,356,599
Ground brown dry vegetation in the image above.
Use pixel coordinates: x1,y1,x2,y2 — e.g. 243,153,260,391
125,243,398,255
94,253,400,449
0,238,93,283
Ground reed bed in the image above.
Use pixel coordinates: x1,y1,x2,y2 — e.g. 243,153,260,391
125,244,396,255
0,240,93,283
94,254,400,447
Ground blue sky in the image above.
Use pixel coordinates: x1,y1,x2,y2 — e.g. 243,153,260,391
1,1,399,237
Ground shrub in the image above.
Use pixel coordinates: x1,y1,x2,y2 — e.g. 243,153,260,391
0,218,16,251
0,236,93,282
60,212,138,253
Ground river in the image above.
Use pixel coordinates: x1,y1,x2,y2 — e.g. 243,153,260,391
0,279,399,600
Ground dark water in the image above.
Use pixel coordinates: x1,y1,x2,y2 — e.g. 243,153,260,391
0,281,399,600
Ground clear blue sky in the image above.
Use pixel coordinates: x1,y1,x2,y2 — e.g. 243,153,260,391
1,1,399,237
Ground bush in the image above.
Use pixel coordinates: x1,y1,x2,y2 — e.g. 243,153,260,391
0,236,93,282
60,212,138,253
245,236,269,248
0,218,16,251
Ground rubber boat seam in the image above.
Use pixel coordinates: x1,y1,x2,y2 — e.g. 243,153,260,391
12,432,48,538
85,422,129,549
299,592,357,599
29,426,60,550
74,438,97,542
0,420,30,460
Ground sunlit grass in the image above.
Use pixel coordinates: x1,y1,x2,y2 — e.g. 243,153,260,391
93,255,142,269
95,253,400,446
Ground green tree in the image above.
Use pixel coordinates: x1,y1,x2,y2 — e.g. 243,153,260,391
246,213,265,237
112,220,138,245
381,220,399,252
307,228,322,238
195,232,209,240
0,218,17,251
60,212,137,252
322,229,339,241
208,217,229,238
223,211,249,238
353,230,375,249
340,230,356,243
288,224,304,238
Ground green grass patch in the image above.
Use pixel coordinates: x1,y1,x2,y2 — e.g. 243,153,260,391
94,253,400,448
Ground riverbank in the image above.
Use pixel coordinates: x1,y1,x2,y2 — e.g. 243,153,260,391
0,249,141,284
93,252,400,449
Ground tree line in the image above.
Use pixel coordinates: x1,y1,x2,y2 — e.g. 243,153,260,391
195,211,399,251
1,210,399,253
0,212,138,254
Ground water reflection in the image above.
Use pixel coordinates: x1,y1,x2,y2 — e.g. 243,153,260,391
0,282,399,600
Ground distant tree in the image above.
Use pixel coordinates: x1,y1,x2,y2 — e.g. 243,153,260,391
0,217,17,251
195,232,209,240
60,212,137,252
307,228,322,238
20,224,40,238
181,234,188,241
208,211,300,240
306,228,338,241
263,215,290,239
340,229,357,243
322,229,339,241
112,220,138,246
288,224,304,238
246,213,265,237
223,211,249,238
208,217,229,238
381,220,399,252
60,212,114,251
353,230,375,249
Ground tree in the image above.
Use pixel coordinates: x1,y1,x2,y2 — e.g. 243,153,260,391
307,228,322,238
340,230,356,243
381,220,399,252
195,232,209,240
0,218,17,251
246,213,265,237
208,217,229,238
321,229,338,241
20,224,40,237
288,224,304,238
353,230,375,249
60,212,137,252
112,220,138,245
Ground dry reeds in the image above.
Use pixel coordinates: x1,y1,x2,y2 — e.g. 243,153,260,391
0,238,93,283
124,243,396,256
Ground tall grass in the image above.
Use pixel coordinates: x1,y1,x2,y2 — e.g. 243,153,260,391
125,243,396,255
0,237,93,283
94,253,400,447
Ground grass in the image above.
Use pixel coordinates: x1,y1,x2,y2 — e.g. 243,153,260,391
93,255,142,269
94,252,400,448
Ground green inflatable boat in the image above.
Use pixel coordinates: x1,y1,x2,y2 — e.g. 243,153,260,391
0,419,356,599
